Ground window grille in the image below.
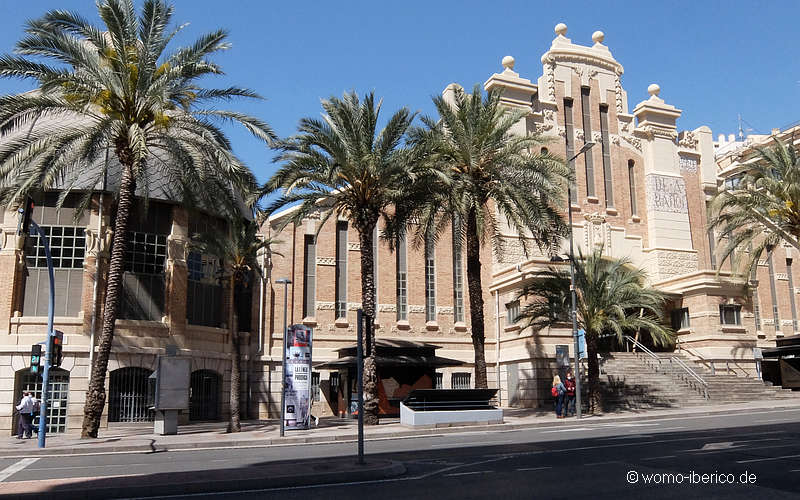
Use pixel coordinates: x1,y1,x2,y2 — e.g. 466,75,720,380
580,87,595,197
506,300,520,325
452,223,465,323
303,235,316,318
787,259,798,331
330,372,340,393
425,235,436,322
767,252,780,332
435,372,443,389
671,308,690,330
186,251,222,327
396,235,408,321
599,105,613,207
335,222,348,319
451,372,471,389
719,304,742,326
311,372,321,402
121,231,167,321
109,367,154,423
564,98,577,204
23,225,85,317
16,369,70,433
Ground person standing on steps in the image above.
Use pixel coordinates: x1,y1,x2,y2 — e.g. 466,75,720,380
551,375,566,418
15,392,36,439
564,369,576,417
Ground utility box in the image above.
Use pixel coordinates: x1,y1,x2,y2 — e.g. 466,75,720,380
150,355,190,435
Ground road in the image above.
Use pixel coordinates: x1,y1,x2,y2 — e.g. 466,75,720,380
2,407,799,499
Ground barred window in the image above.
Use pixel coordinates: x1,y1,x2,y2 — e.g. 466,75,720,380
311,372,320,402
335,221,348,319
23,226,85,317
303,235,316,318
121,231,167,321
186,251,222,327
396,235,408,321
506,300,520,325
451,372,471,389
452,223,465,323
671,308,690,330
435,372,443,389
425,235,436,322
719,304,742,326
599,104,614,208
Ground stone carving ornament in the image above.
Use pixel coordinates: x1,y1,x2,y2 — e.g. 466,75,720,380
678,130,699,149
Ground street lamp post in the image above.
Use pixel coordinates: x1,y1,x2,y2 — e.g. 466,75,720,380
275,278,291,437
566,141,595,420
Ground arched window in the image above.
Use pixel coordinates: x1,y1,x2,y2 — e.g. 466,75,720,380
13,367,70,434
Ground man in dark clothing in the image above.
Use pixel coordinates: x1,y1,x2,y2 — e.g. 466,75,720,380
16,392,36,439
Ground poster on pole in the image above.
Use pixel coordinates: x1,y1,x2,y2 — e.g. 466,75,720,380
284,324,313,430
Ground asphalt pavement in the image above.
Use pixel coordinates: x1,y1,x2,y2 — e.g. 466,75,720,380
1,406,798,499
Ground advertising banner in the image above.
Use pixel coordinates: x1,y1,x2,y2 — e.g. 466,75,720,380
284,325,313,430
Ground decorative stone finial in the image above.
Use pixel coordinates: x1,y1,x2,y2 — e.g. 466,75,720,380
647,83,660,97
501,55,515,70
555,23,567,36
592,31,605,44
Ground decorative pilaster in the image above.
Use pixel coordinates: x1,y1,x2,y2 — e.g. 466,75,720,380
166,207,189,341
0,209,26,333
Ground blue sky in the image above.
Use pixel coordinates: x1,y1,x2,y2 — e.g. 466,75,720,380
1,0,798,183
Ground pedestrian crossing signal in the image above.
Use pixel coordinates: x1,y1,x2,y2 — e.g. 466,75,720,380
30,344,42,374
48,331,64,368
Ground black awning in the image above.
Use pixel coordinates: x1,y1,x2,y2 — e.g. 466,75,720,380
761,345,800,358
315,354,464,370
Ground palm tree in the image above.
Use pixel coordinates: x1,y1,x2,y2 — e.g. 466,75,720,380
406,84,569,389
0,0,275,437
263,91,416,425
193,215,276,432
517,248,673,412
709,138,800,276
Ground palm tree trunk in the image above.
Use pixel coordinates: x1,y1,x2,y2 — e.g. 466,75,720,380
586,331,601,413
228,279,241,432
81,161,136,438
465,209,488,389
358,223,379,425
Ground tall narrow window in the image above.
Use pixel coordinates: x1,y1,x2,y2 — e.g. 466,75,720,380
580,87,595,197
425,234,436,322
628,160,637,217
719,304,742,325
302,235,316,318
671,308,690,330
563,98,576,204
506,300,520,325
767,251,780,334
452,223,465,323
335,221,348,319
788,258,798,331
372,225,379,317
599,105,613,208
396,234,407,321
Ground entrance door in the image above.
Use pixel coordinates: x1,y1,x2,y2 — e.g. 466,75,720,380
13,368,70,434
109,367,153,422
189,370,220,421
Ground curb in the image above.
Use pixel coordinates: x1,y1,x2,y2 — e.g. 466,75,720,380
0,459,406,499
3,402,800,458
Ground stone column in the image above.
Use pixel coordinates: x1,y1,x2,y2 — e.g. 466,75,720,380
166,206,189,344
0,208,25,333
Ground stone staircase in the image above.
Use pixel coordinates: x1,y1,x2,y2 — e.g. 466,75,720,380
597,351,798,412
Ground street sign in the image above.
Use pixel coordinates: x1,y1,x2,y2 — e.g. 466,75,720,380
30,344,42,374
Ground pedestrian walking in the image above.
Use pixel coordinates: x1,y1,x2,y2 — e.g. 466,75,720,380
15,392,36,439
564,369,576,417
551,375,566,419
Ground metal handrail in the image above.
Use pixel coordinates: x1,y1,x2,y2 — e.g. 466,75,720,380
624,335,709,399
669,356,709,399
623,335,662,365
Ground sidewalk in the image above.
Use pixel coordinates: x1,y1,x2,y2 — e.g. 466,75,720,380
4,399,800,459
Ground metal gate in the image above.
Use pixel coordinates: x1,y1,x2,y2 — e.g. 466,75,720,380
109,367,153,423
189,370,220,421
14,369,70,434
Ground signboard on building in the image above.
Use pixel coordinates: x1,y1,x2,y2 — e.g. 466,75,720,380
284,325,313,430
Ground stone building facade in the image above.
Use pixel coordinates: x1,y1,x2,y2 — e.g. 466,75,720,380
2,23,785,435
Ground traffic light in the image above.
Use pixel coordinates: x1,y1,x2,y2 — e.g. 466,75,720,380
48,331,63,368
20,197,35,236
30,344,42,374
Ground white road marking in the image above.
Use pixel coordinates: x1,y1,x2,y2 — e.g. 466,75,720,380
584,461,620,466
754,418,789,423
444,470,492,477
516,466,551,471
429,441,512,448
641,455,676,461
737,453,800,464
0,458,39,482
540,427,593,433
